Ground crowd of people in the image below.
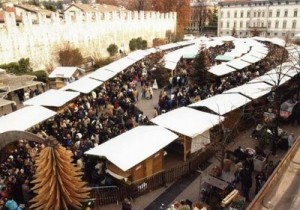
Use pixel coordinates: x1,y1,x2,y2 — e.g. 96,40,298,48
0,39,293,209
155,43,288,115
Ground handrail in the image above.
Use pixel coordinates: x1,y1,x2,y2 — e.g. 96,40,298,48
247,136,300,210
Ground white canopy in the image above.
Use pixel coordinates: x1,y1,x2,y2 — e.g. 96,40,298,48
176,41,193,47
249,72,291,86
224,82,273,100
269,37,286,47
88,68,117,82
158,43,180,51
61,76,103,94
151,107,224,138
188,93,251,115
105,57,136,73
205,40,224,48
249,51,267,59
240,54,262,64
85,126,178,172
23,89,80,107
0,106,56,134
164,61,178,70
144,48,157,53
208,64,236,76
127,50,151,61
226,59,251,70
218,36,236,42
49,67,85,79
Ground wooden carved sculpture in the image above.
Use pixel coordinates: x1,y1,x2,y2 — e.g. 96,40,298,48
30,137,90,210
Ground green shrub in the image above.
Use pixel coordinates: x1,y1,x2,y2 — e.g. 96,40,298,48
107,44,118,56
31,70,48,83
129,38,138,51
0,58,32,75
129,37,148,51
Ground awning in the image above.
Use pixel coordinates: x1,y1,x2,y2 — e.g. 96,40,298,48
215,55,234,62
49,67,85,79
61,76,103,94
164,61,178,70
85,126,178,172
0,106,56,133
88,68,117,82
240,54,262,64
188,93,251,115
182,53,197,59
226,59,251,70
0,98,16,107
218,36,236,42
105,57,136,73
158,43,181,51
151,107,224,138
23,89,80,107
208,64,236,76
224,82,273,100
127,50,151,61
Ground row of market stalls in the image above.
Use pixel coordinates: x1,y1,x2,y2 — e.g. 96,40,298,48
1,37,297,185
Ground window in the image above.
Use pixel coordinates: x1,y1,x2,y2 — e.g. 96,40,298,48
275,21,279,28
221,21,223,28
276,10,280,17
262,22,264,27
254,11,257,17
294,10,298,17
268,21,271,28
284,10,288,17
258,11,261,17
262,12,265,17
247,11,250,17
269,11,272,17
227,21,230,28
221,12,224,18
234,11,237,18
241,11,244,18
234,21,237,28
227,11,230,18
292,20,297,29
283,20,287,29
240,21,243,28
282,33,285,36
253,22,256,27
274,32,277,35
246,21,249,27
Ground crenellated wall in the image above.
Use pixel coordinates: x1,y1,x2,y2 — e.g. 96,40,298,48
0,11,177,69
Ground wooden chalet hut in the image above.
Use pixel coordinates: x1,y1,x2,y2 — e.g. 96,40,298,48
85,126,178,183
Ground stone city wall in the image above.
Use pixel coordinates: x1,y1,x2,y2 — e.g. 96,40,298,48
0,11,177,69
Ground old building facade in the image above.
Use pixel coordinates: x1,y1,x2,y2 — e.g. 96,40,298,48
218,0,300,38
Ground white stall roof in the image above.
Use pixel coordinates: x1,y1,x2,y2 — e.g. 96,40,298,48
105,57,136,73
49,67,85,79
218,36,236,42
158,43,180,51
145,48,157,53
188,93,251,115
151,107,224,138
249,71,292,86
88,68,117,82
269,37,286,47
205,40,224,48
208,64,236,76
165,61,178,70
240,54,262,64
23,89,80,107
0,106,56,133
224,82,272,100
253,36,271,42
127,50,151,61
249,51,267,59
176,41,193,47
85,126,178,171
226,59,251,70
61,76,103,94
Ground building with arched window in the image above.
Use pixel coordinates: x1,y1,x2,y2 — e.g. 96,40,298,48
218,0,300,38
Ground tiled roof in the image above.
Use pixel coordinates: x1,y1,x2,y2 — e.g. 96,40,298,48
0,10,22,23
14,4,53,17
65,3,127,13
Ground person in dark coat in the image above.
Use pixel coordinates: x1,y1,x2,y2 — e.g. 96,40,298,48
240,167,252,201
121,198,131,210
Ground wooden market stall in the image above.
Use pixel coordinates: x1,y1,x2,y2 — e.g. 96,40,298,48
84,126,178,183
151,107,224,161
48,67,85,89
